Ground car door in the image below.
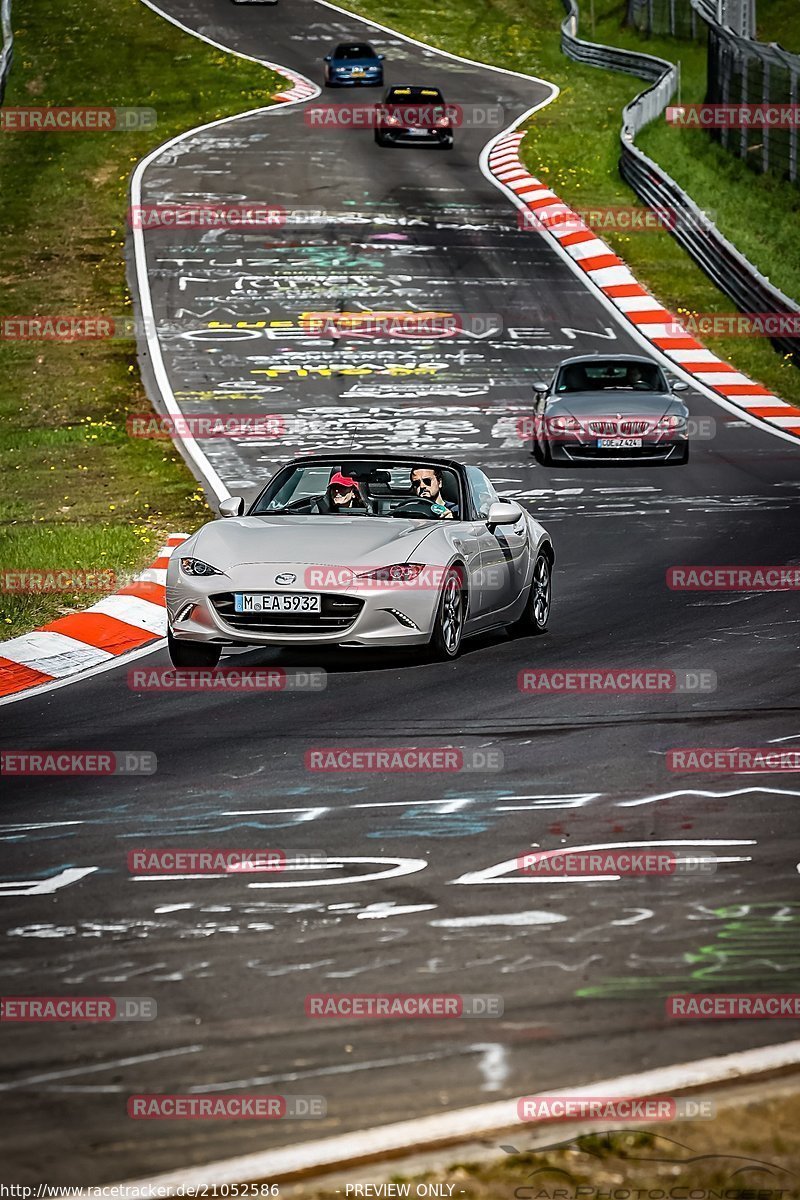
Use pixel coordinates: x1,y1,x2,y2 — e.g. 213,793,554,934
465,466,529,617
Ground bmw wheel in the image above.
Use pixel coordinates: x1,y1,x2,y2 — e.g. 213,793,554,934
430,568,466,660
513,551,551,635
167,631,222,668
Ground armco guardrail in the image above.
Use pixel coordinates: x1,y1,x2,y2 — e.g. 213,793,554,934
0,0,13,105
559,0,800,362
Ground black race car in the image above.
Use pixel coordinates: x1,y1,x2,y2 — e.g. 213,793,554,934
374,85,455,148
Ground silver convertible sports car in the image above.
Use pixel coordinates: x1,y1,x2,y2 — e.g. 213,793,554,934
166,455,554,667
531,354,690,466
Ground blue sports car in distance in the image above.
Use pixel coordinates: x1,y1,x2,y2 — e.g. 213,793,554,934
324,42,385,87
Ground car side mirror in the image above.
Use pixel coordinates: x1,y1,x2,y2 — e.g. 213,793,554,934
486,501,520,529
379,54,385,60
219,496,245,518
532,380,548,396
670,380,689,392
324,55,332,61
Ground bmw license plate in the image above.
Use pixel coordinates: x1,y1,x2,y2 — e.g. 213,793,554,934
234,593,321,613
597,437,643,449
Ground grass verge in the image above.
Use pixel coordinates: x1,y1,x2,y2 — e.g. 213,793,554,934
0,0,283,639
335,0,800,408
297,1084,800,1199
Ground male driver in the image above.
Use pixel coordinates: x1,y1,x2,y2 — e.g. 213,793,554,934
409,465,459,519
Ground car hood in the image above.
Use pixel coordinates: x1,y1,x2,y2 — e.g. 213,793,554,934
189,515,437,568
549,390,686,419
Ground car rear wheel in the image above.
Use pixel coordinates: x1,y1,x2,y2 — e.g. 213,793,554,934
429,568,466,660
168,631,222,669
513,552,551,635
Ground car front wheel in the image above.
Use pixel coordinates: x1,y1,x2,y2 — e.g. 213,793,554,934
429,568,466,659
167,631,222,668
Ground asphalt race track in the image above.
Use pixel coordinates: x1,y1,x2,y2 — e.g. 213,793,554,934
2,0,800,1184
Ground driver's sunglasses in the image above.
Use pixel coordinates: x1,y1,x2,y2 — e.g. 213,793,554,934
412,476,435,487
331,484,354,493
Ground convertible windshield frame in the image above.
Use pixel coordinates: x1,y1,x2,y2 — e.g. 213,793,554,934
248,458,467,521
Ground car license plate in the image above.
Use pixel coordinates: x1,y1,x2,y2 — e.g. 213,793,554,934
234,593,321,613
597,437,643,449
406,128,428,136
352,69,365,76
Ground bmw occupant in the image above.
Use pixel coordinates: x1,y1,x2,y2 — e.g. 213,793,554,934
409,465,458,518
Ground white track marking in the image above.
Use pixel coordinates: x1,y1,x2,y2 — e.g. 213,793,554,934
451,840,756,884
0,1045,203,1092
0,867,98,898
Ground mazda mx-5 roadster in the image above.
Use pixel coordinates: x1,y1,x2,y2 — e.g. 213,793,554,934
166,455,554,666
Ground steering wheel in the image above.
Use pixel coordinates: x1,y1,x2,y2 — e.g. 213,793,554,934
390,498,441,519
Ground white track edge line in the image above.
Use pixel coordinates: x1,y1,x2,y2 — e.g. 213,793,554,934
113,1038,800,1190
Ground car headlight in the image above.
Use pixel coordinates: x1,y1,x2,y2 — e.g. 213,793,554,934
435,115,451,128
550,415,582,432
657,414,685,430
356,563,426,583
180,557,223,577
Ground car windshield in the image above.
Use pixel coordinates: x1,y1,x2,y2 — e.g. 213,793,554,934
250,461,462,519
335,44,376,59
556,360,666,393
386,86,444,102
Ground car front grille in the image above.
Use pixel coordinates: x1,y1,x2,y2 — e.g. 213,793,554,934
210,592,364,636
587,419,654,435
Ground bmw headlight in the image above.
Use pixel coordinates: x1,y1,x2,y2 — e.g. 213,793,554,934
180,557,223,577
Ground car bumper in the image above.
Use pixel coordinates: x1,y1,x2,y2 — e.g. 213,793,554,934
379,128,453,144
329,74,382,85
545,438,687,463
167,569,442,648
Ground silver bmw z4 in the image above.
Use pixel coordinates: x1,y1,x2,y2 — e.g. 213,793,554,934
166,455,554,667
532,354,691,466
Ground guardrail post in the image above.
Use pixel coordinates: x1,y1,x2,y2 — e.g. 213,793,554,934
762,59,770,173
740,56,749,159
791,70,798,182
